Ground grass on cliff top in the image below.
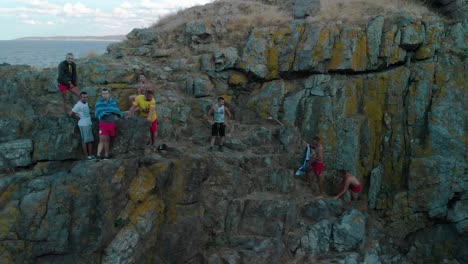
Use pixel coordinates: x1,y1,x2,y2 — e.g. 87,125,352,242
152,0,292,48
310,0,439,24
154,1,291,32
153,0,438,32
147,0,439,50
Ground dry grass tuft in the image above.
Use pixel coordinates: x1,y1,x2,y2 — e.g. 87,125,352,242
85,50,97,58
310,0,439,25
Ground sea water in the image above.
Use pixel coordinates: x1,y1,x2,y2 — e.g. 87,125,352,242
0,40,119,68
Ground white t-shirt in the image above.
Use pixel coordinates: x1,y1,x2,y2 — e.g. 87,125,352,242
71,101,92,126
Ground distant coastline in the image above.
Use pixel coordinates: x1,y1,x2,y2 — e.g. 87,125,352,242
14,35,126,42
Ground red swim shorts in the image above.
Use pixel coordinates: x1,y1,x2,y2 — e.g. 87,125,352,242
99,122,116,137
311,161,324,176
350,184,362,193
57,83,69,92
150,119,158,133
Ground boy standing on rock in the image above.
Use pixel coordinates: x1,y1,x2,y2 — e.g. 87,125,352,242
57,52,80,113
95,88,122,160
69,92,95,160
208,96,232,152
126,90,158,147
306,136,325,196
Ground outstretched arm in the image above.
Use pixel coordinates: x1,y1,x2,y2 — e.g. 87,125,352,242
147,106,155,122
335,178,350,199
126,104,138,119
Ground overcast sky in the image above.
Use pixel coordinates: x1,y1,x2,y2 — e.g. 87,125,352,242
0,0,214,40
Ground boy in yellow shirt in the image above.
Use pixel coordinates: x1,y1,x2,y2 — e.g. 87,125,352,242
126,90,158,146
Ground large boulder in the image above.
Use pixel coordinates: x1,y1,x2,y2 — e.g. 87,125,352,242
0,139,33,169
332,209,366,251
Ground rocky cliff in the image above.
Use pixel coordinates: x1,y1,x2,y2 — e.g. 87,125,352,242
0,0,467,263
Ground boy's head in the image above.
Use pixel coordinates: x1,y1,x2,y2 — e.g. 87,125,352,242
312,136,320,145
66,53,74,63
80,91,88,103
144,90,154,101
101,88,110,100
217,96,225,106
338,169,346,176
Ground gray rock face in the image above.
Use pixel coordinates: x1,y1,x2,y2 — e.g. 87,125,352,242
428,0,468,20
294,0,321,19
0,139,33,169
303,199,343,222
332,209,366,251
0,3,466,263
302,219,333,255
185,20,214,44
368,166,382,209
127,28,159,45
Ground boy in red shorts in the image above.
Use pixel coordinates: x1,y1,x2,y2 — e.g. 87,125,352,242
126,90,158,147
57,53,80,113
306,136,325,196
335,169,362,201
94,88,122,160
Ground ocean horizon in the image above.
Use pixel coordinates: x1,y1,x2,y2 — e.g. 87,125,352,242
0,40,119,68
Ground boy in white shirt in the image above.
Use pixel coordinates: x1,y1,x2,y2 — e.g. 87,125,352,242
69,92,95,160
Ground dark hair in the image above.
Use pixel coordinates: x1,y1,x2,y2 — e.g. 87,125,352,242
313,136,320,141
80,91,87,96
145,90,154,95
217,96,224,101
338,169,346,175
101,88,110,92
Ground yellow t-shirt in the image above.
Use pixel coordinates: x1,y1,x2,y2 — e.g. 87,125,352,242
133,95,157,122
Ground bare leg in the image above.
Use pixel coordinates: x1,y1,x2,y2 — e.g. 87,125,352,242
81,143,88,158
316,174,324,195
61,91,68,113
210,136,216,146
97,136,105,157
87,142,93,156
103,136,110,156
220,136,225,146
351,192,359,201
305,168,312,187
150,132,156,145
69,86,80,98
